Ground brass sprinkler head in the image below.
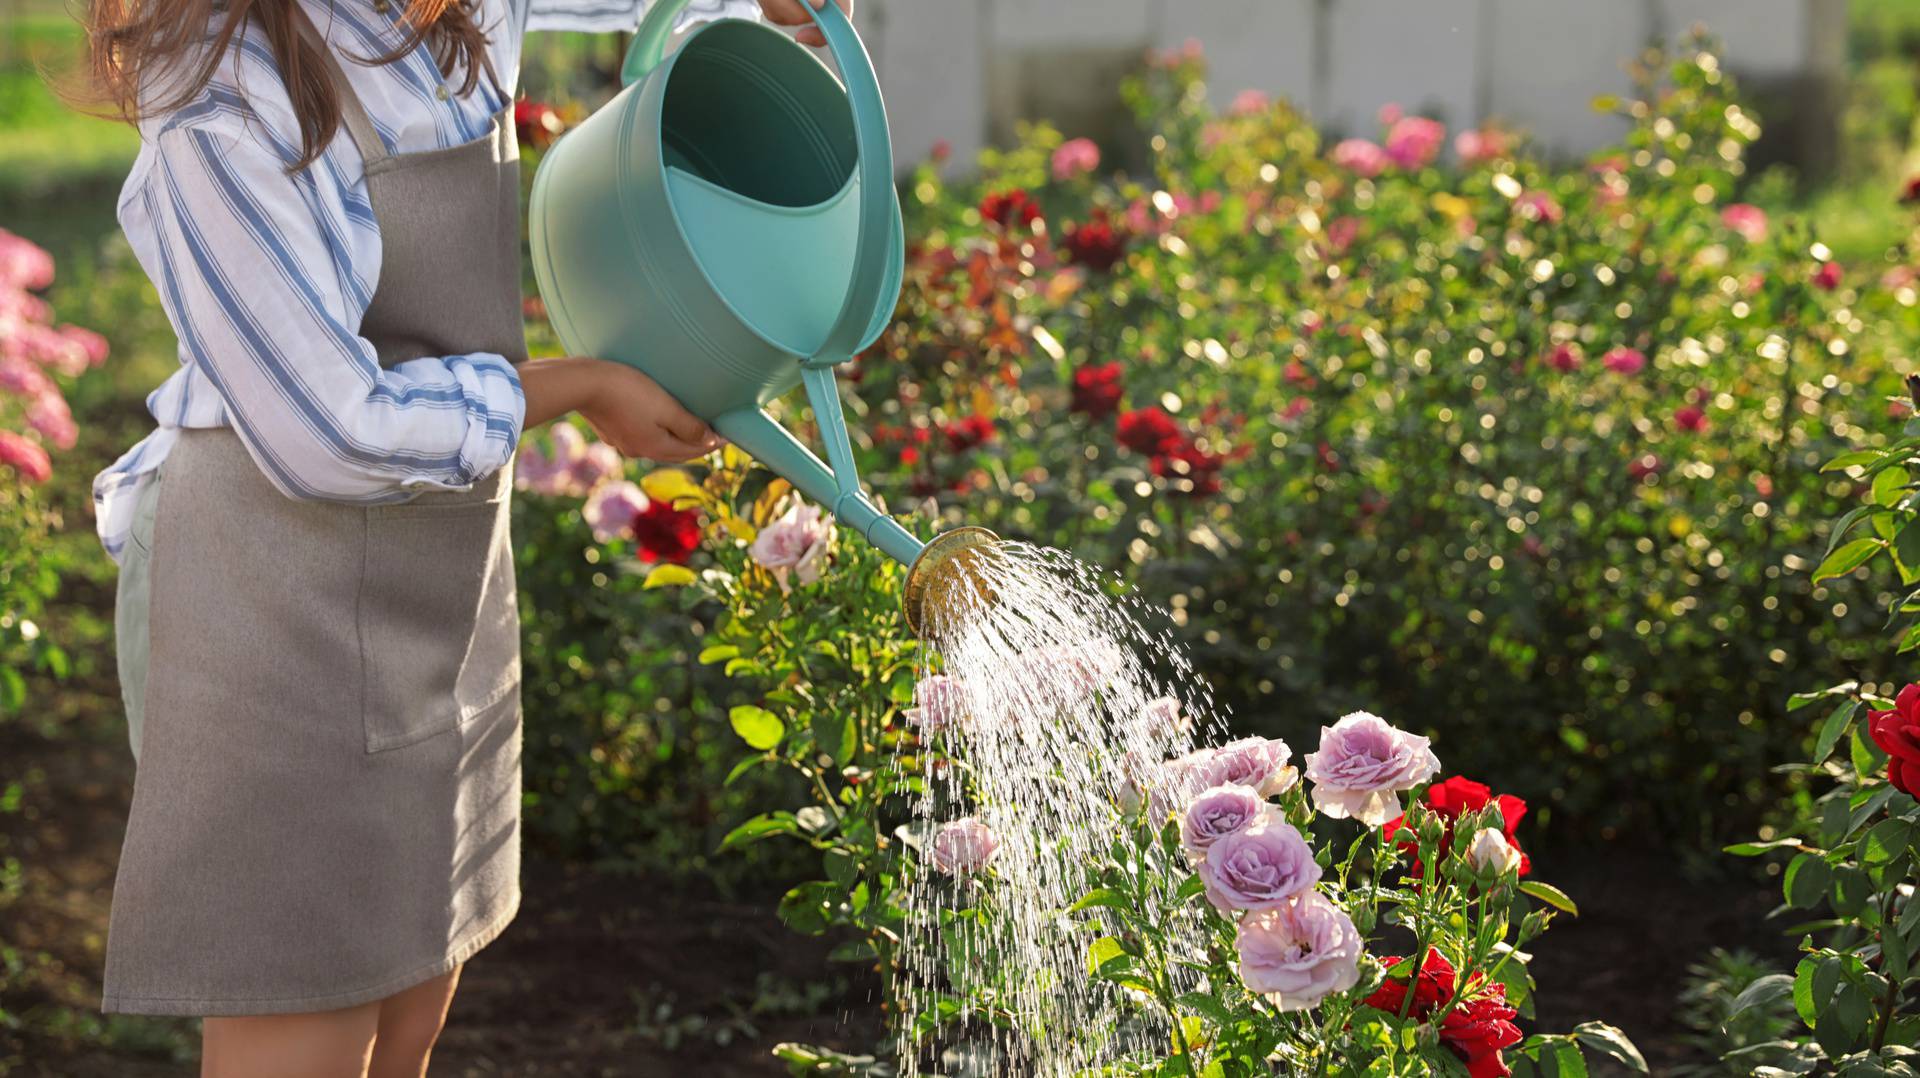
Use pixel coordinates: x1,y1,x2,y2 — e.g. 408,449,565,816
902,526,1002,639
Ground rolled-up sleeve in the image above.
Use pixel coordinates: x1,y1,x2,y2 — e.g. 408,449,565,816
526,0,762,33
142,123,525,504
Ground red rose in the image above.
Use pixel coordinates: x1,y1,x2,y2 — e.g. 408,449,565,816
1868,683,1920,796
1813,261,1843,291
1062,209,1129,273
979,189,1041,231
1383,776,1531,877
1364,948,1455,1019
514,100,564,150
1627,453,1661,483
1070,362,1124,420
1903,175,1920,205
941,414,996,452
1675,405,1708,432
1116,406,1183,456
1440,987,1524,1078
630,500,701,564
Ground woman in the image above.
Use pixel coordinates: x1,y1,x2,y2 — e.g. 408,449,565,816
85,0,844,1074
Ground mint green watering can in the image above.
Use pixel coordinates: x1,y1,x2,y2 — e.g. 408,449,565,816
527,0,995,635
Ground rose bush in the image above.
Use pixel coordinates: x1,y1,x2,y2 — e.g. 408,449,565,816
825,40,1897,848
1705,383,1920,1074
0,227,106,712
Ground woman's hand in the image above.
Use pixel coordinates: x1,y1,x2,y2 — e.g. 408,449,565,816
520,356,723,463
758,0,850,48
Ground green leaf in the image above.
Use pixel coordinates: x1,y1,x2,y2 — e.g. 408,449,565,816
1069,888,1133,914
1547,1041,1589,1078
795,806,836,837
1823,448,1886,473
1175,992,1237,1029
723,754,770,787
1519,881,1580,916
1813,701,1860,765
778,880,838,935
1785,853,1831,909
1726,974,1794,1023
698,644,741,664
1860,818,1912,865
719,811,798,852
1872,466,1910,508
729,704,786,750
1572,1022,1647,1072
1813,538,1884,582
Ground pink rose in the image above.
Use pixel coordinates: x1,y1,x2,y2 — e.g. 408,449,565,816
1602,347,1647,375
1514,191,1563,224
1453,127,1509,165
1198,819,1321,911
1813,261,1843,291
749,498,836,587
1325,216,1360,255
1302,711,1440,825
1543,343,1581,372
26,392,75,450
0,429,50,484
1050,137,1101,181
1017,640,1124,711
1674,405,1708,432
1229,90,1270,116
1721,203,1768,242
1202,736,1297,797
570,441,623,492
1465,827,1524,878
1181,783,1270,862
516,423,589,496
931,817,998,875
582,479,648,542
0,355,52,399
907,673,966,735
1329,139,1389,178
1236,892,1364,1010
1384,116,1445,170
1137,696,1193,736
0,230,54,292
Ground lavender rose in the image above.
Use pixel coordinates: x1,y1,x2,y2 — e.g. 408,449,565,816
1302,711,1441,826
1017,640,1125,711
1235,891,1363,1010
1202,736,1297,797
930,816,999,875
1198,820,1321,911
749,499,836,588
581,480,648,542
1138,696,1194,736
1181,783,1270,863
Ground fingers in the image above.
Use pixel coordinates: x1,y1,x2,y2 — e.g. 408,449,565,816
762,0,844,46
650,424,723,462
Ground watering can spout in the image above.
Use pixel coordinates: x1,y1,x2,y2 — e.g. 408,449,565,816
711,402,999,638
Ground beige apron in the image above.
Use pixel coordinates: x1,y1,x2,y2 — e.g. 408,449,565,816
104,26,529,1016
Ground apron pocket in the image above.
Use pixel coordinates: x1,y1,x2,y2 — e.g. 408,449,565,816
358,496,521,753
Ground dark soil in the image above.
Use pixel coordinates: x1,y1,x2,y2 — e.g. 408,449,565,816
1,710,1787,1077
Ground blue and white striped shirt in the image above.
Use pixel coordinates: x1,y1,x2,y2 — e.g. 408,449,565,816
93,0,760,562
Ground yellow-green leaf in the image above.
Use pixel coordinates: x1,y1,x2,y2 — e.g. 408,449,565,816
729,704,785,750
643,563,698,589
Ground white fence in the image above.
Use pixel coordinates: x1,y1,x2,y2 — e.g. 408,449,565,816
855,0,1847,173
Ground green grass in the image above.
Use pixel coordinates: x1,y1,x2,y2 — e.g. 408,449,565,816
0,15,140,200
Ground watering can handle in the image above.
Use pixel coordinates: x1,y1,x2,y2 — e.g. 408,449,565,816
621,0,896,363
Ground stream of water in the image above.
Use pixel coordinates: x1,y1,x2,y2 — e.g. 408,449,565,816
899,540,1242,1076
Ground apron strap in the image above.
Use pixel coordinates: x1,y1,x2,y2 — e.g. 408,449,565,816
287,3,392,170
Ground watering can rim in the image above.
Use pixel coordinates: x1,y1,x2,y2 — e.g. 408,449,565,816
621,10,904,363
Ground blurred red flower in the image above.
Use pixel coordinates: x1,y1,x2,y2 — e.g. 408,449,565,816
1813,261,1843,291
631,500,701,564
1062,209,1128,273
514,100,564,150
1069,362,1124,420
1116,406,1183,456
1674,405,1709,432
979,189,1042,231
941,414,996,452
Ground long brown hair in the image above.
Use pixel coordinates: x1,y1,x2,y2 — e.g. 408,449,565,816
84,0,499,170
